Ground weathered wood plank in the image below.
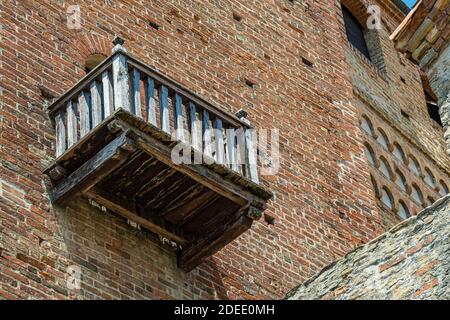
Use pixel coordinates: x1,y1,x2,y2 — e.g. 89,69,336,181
237,128,247,176
172,93,184,142
90,80,102,128
131,130,249,206
112,52,130,111
226,127,239,172
51,131,134,204
202,110,212,158
213,118,224,164
245,128,259,183
163,188,216,224
159,85,170,133
102,70,114,118
86,188,186,244
145,77,157,126
66,101,78,148
131,68,142,118
78,91,90,138
55,111,66,157
187,102,201,151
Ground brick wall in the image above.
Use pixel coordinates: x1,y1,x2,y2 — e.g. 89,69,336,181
286,194,450,300
0,0,447,299
340,0,450,229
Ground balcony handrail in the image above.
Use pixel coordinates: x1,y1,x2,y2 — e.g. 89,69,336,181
48,37,260,184
47,51,250,130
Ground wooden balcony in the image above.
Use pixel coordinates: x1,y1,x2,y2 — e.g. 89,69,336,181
44,38,272,271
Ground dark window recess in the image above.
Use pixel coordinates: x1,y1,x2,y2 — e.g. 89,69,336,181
342,5,371,61
426,93,442,127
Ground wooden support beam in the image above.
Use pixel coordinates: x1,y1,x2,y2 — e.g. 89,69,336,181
162,189,217,224
50,131,135,204
85,188,186,244
178,209,253,271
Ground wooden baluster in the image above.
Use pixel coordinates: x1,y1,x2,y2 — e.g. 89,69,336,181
187,102,201,151
213,118,224,164
226,127,238,172
102,70,114,118
159,85,170,133
78,91,90,138
66,101,78,148
203,110,212,158
90,80,102,128
245,128,259,183
131,68,142,118
55,111,66,157
172,93,184,142
112,51,130,112
145,78,157,126
237,127,247,176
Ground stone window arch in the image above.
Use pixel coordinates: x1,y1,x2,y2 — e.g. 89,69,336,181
370,174,379,198
392,143,405,163
398,200,410,220
411,184,424,205
379,156,392,180
380,187,394,209
360,115,374,136
439,180,449,197
408,156,421,177
376,129,389,150
423,167,436,188
395,169,407,192
364,143,376,166
340,0,386,71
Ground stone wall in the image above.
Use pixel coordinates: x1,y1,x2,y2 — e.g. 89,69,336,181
286,194,450,300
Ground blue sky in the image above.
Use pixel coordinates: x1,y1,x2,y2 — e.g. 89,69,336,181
402,0,417,8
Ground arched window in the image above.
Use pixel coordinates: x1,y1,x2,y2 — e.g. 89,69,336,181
411,184,424,205
379,157,392,179
342,5,371,60
392,143,405,163
364,144,376,166
398,201,410,220
395,169,407,192
427,196,435,205
381,187,393,209
376,129,389,150
408,156,421,176
423,168,436,188
360,115,374,136
439,180,449,197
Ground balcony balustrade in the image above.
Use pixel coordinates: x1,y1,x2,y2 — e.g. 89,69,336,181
44,37,272,270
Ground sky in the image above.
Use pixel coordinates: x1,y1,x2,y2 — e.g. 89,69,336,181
402,0,417,8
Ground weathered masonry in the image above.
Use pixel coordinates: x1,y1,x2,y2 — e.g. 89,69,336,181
44,38,272,271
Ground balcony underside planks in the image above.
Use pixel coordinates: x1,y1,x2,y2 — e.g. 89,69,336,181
44,109,272,271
